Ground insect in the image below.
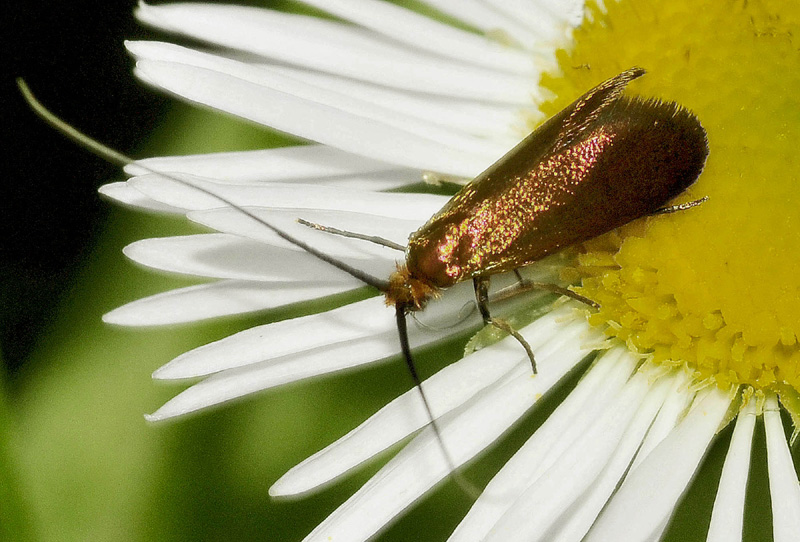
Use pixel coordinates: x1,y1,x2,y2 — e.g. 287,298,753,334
18,66,708,491
304,66,707,376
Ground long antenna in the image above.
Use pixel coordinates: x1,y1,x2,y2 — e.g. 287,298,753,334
16,78,391,293
395,303,481,499
19,79,479,499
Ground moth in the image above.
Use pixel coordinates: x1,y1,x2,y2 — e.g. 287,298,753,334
18,67,708,488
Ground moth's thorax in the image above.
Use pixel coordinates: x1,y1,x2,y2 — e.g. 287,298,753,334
385,264,439,311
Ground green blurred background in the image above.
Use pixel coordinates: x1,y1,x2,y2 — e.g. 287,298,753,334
4,1,787,541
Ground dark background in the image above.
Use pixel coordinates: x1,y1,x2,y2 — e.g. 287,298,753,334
5,0,169,376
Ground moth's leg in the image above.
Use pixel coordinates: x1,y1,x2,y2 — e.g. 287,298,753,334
297,218,406,251
474,276,537,374
494,275,600,309
410,300,476,331
651,196,708,216
524,281,599,309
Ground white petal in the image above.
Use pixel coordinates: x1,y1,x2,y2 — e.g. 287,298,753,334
483,0,584,39
764,394,800,542
135,3,536,104
298,333,593,542
135,60,496,177
123,233,388,283
630,370,693,470
102,279,351,326
146,332,395,420
124,144,406,183
482,0,569,42
450,347,637,542
536,0,587,27
147,276,574,416
644,521,669,542
153,281,477,380
547,371,677,542
584,386,733,542
128,42,510,158
98,181,183,213
418,0,544,51
128,175,448,219
705,398,757,542
258,64,525,142
154,296,392,378
187,208,421,257
294,0,535,74
147,283,488,419
272,170,414,191
272,310,592,496
484,366,665,542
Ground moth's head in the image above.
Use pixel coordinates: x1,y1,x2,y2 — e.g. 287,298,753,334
385,264,439,312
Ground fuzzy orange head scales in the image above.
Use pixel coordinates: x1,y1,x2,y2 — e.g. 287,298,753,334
385,264,440,312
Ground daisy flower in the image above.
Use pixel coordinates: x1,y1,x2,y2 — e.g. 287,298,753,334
97,0,800,541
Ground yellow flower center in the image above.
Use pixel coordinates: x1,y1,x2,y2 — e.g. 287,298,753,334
539,0,800,392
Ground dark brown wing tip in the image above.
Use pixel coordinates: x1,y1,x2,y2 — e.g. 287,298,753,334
613,95,710,193
625,96,709,159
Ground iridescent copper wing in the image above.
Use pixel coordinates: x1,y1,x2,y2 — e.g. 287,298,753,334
405,68,708,289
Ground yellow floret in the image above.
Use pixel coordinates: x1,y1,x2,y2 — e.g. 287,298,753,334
542,0,800,393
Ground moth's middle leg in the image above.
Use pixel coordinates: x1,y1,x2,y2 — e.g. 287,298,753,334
473,276,537,374
496,271,600,309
